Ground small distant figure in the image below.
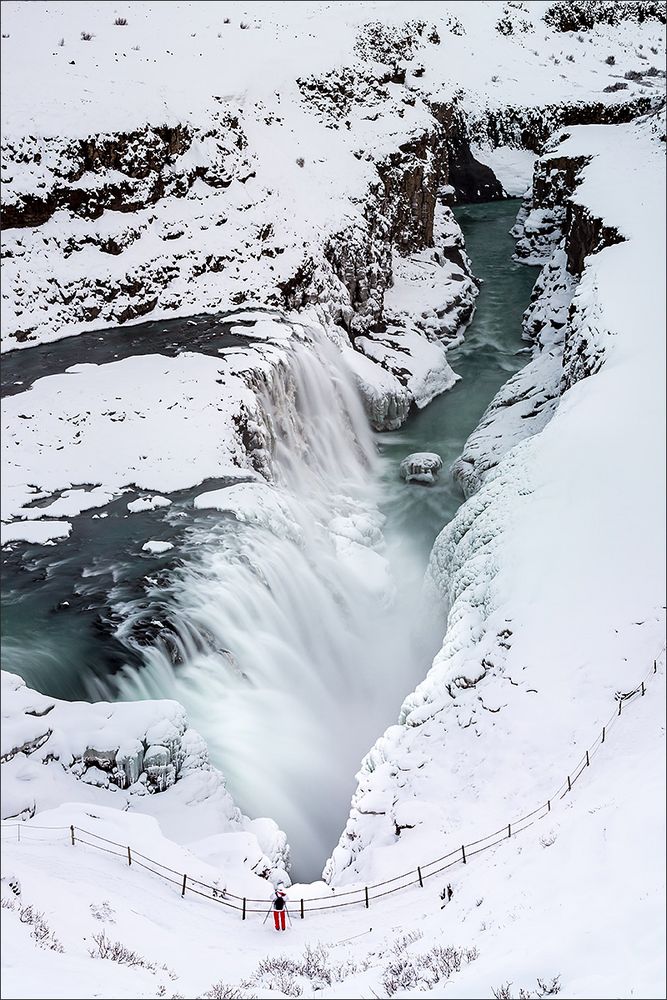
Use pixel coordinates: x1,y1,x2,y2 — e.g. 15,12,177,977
272,886,288,931
440,883,454,909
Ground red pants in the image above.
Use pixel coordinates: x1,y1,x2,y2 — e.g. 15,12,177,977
273,910,286,930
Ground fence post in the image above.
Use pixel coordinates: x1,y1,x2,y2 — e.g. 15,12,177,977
567,775,571,792
364,887,369,909
547,799,551,813
654,660,657,674
508,824,511,838
17,825,20,843
461,844,466,865
585,750,590,767
70,825,75,846
181,874,187,898
417,866,423,888
641,682,645,696
618,699,622,716
242,897,246,921
601,726,605,744
300,898,304,920
127,845,132,866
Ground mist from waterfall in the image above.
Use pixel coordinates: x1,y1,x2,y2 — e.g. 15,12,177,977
112,330,443,881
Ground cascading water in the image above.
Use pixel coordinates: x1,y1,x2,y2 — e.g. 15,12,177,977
1,201,537,882
111,328,443,880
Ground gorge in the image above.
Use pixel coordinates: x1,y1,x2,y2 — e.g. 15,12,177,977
1,5,665,999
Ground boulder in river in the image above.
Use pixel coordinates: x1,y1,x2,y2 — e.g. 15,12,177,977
399,452,443,485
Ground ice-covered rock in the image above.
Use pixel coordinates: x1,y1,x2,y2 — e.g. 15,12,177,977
128,495,172,514
399,452,443,485
142,540,174,554
0,670,289,883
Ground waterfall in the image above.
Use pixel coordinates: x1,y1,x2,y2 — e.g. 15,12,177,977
112,328,441,881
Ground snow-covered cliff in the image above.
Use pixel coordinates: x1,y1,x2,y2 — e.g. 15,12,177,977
326,113,666,893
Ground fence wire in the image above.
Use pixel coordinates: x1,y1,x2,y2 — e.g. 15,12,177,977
2,651,662,920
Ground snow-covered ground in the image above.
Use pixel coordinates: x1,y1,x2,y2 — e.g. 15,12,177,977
2,3,666,998
2,0,664,351
2,660,664,999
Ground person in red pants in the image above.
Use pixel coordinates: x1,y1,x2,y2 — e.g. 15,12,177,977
272,887,288,930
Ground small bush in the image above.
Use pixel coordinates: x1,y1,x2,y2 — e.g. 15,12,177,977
493,975,561,998
493,985,514,1000
383,943,478,996
544,1,665,32
300,943,332,986
58,37,65,46
201,985,256,1000
295,156,305,167
253,956,302,997
536,977,562,997
565,53,575,61
80,31,94,41
239,22,249,30
604,81,628,91
114,17,128,26
624,69,643,80
605,54,616,65
392,930,424,953
18,904,64,952
88,930,174,977
645,65,662,76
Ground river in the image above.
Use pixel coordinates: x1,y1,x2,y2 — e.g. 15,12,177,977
1,200,538,881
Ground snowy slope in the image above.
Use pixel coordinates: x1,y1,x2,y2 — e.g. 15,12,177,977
2,1,664,351
1,661,664,1000
328,113,666,909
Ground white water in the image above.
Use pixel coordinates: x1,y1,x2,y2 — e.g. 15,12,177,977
114,329,443,880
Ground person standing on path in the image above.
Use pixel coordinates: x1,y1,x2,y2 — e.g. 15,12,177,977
272,886,288,931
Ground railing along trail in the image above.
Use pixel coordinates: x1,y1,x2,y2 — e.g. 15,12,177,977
2,653,662,921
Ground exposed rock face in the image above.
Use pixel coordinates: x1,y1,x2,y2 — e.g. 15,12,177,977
467,96,655,152
445,139,506,203
1,118,248,232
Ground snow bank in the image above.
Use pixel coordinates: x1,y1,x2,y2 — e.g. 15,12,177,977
0,671,289,886
329,116,665,901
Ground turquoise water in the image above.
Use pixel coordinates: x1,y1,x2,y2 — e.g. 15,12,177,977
378,200,538,564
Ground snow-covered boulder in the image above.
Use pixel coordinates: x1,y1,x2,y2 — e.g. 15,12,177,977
399,452,443,485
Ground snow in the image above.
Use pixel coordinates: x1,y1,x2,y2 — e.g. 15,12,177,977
141,540,173,554
329,117,666,945
127,495,172,514
470,143,537,197
1,4,666,997
0,671,289,886
0,519,72,547
0,338,272,543
0,663,664,999
400,452,444,485
2,2,663,351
